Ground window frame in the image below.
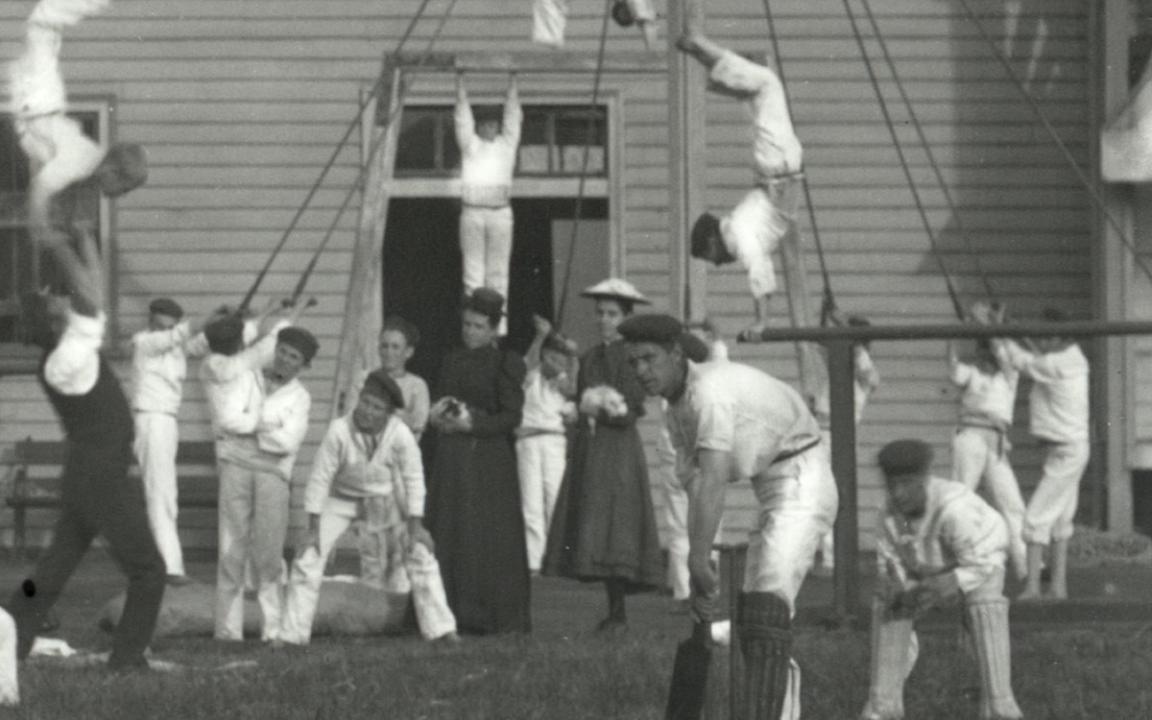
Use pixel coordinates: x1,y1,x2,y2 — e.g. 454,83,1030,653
0,95,116,372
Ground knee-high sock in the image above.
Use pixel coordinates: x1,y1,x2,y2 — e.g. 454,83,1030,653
966,599,1023,720
739,591,792,720
860,600,917,720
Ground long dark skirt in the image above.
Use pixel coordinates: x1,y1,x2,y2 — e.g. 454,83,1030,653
427,433,531,634
543,421,664,592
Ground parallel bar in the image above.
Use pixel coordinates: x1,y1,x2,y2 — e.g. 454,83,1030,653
389,50,666,74
744,320,1152,343
827,339,859,626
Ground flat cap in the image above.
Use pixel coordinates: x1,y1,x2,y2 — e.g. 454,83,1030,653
877,439,934,477
148,297,184,320
204,315,245,353
277,326,319,363
618,313,682,345
463,287,505,319
361,369,405,409
581,278,650,305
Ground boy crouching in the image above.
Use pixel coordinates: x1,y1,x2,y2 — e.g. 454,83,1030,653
279,370,458,644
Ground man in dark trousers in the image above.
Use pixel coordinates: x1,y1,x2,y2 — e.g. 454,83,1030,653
6,225,166,671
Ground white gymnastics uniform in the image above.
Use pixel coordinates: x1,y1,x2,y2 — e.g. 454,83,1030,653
280,415,456,644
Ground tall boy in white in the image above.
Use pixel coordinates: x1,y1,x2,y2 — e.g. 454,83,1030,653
947,311,1027,581
130,297,209,583
455,73,521,331
677,24,804,338
989,308,1090,600
200,308,312,641
280,370,457,644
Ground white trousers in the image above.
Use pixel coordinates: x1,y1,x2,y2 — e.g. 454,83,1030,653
746,448,838,720
460,203,513,302
654,425,691,600
357,520,410,593
134,412,185,576
531,0,568,47
516,433,567,572
215,462,289,641
281,497,456,644
0,608,17,707
1024,439,1090,544
952,427,1027,578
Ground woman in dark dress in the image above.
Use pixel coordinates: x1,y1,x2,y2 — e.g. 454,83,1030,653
426,288,530,634
544,278,665,631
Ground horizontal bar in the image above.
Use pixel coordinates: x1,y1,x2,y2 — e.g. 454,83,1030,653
740,320,1152,344
388,50,666,74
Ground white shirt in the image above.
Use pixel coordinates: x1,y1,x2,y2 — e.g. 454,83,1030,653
455,86,522,206
875,476,1008,593
666,360,821,484
950,350,1018,429
199,319,287,437
519,366,570,434
131,322,205,415
254,376,311,481
304,414,425,519
1000,340,1089,443
43,310,104,395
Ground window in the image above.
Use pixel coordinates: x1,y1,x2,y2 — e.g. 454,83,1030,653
0,104,108,346
395,104,608,178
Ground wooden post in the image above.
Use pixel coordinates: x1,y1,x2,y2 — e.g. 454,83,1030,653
826,339,859,625
330,63,404,418
667,0,707,320
1094,0,1135,532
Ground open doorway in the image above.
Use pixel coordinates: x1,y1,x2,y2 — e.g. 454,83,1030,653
383,197,609,391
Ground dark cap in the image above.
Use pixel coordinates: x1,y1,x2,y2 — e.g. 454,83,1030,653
463,287,505,322
361,369,404,409
618,313,683,345
277,326,319,363
148,297,183,321
204,315,245,355
877,439,934,478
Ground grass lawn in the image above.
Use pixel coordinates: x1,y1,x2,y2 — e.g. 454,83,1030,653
3,554,1152,719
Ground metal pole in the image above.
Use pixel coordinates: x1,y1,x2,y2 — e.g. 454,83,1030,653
827,340,859,625
743,320,1152,344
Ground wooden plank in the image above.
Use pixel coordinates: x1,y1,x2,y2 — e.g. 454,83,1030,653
394,50,665,75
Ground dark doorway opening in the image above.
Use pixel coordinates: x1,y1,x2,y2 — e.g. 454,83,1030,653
383,197,609,392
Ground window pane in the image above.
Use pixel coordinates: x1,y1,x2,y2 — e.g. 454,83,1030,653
555,110,606,175
396,111,439,172
518,110,550,174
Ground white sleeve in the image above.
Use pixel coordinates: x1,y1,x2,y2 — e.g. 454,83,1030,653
132,322,190,357
258,389,311,456
303,422,344,515
503,82,522,147
393,424,427,518
43,311,105,396
240,320,289,371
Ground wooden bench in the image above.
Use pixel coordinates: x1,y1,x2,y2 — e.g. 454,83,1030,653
3,437,219,555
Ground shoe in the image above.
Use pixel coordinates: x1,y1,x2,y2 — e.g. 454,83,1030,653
166,575,193,587
595,617,627,633
433,631,462,645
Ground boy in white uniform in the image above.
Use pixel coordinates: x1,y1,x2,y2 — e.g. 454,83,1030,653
0,608,15,705
455,73,521,331
516,314,578,574
357,316,431,591
130,297,211,584
677,26,804,338
987,308,1090,600
200,310,313,641
8,0,147,235
861,439,1023,720
280,370,457,644
947,324,1028,581
621,313,837,720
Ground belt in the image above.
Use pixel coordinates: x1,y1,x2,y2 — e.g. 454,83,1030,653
756,170,805,188
773,438,820,465
958,421,1007,434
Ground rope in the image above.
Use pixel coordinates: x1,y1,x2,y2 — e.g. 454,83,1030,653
841,0,966,320
761,0,838,321
554,0,614,328
236,0,437,313
288,0,459,304
955,0,1152,286
857,0,997,303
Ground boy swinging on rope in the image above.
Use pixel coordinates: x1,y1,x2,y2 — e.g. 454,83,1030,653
7,0,147,236
677,25,803,339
